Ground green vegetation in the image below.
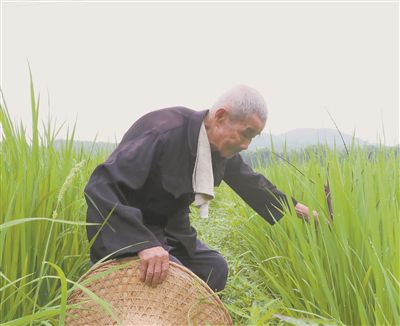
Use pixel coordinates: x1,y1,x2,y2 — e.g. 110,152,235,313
1,79,399,325
195,143,399,325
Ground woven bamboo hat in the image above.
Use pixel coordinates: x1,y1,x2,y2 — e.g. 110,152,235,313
66,257,233,325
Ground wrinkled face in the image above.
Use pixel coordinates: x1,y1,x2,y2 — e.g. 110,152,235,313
210,110,265,158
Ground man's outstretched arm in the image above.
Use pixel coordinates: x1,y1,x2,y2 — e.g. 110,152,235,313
223,154,317,224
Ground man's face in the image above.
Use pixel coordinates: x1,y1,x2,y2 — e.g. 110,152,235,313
211,110,265,158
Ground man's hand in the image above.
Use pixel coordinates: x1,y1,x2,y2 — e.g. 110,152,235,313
137,246,169,287
295,203,319,224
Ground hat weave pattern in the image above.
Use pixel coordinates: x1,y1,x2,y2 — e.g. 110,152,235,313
66,257,233,325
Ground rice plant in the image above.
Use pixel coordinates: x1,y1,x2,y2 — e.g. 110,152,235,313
195,143,399,325
0,75,113,324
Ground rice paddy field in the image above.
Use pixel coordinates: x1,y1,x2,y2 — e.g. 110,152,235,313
1,82,399,325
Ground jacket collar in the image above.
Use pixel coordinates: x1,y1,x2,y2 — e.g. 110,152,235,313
188,109,209,157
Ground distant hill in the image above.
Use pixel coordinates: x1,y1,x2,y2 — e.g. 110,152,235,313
249,128,369,152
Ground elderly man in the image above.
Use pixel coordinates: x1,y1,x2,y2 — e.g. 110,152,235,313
84,85,313,292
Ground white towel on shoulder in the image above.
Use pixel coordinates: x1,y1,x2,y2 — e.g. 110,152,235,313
192,122,214,218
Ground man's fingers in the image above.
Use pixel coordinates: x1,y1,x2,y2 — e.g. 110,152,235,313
139,259,148,282
312,210,319,224
152,261,162,287
159,260,169,283
144,260,155,286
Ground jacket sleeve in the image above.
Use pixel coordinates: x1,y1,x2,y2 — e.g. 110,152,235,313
223,154,298,225
84,131,163,263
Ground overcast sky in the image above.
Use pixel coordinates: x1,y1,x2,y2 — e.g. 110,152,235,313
1,0,399,145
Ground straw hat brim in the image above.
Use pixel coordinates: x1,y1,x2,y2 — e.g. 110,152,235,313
66,257,233,325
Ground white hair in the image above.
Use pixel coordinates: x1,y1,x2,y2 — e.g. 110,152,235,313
210,85,268,122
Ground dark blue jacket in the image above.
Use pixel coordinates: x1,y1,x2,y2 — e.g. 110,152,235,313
84,107,297,263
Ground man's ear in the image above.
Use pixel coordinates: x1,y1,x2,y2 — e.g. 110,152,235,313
214,107,229,124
